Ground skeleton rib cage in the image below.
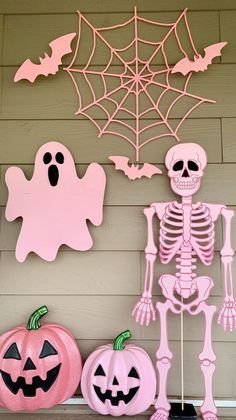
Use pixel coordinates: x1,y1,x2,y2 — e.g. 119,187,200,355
159,201,215,297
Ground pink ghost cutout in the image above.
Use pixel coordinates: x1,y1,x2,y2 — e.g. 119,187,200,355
5,142,106,262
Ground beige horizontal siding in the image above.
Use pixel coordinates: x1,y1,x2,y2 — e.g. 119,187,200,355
0,165,236,206
221,11,236,63
0,0,235,13
2,65,236,119
0,295,232,342
0,119,222,164
0,250,228,297
0,251,141,295
222,118,236,162
0,205,224,251
0,0,235,403
3,12,219,66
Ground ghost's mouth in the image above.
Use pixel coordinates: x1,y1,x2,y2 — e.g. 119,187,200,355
93,384,139,406
0,363,61,397
48,165,59,187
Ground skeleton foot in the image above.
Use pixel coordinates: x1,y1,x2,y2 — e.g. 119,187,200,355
150,409,168,420
202,412,218,420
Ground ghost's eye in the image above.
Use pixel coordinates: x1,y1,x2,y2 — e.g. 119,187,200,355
56,152,64,164
43,152,52,164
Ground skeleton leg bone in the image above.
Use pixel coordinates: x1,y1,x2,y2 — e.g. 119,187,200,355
151,300,173,420
198,302,217,420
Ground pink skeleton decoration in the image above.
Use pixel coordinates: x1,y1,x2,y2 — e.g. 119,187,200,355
132,143,235,420
5,141,106,262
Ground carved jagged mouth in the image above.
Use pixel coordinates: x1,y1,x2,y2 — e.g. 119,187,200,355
0,363,61,397
93,385,139,406
174,179,198,190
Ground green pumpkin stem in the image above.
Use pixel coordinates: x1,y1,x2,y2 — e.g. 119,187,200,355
113,330,132,351
26,306,48,330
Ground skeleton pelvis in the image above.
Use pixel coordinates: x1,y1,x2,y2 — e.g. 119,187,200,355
158,274,214,313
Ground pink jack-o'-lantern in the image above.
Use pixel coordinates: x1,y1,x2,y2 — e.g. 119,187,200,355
0,306,82,411
81,330,156,416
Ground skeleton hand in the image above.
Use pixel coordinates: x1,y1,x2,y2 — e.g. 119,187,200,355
132,296,156,326
218,296,236,332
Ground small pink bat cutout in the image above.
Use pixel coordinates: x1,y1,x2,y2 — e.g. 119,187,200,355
14,33,76,83
109,156,162,180
171,42,227,76
5,142,106,262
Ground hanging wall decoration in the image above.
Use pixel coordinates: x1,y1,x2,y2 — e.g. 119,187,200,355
132,143,235,420
81,330,156,416
14,8,227,180
5,141,106,262
14,33,76,83
0,306,82,412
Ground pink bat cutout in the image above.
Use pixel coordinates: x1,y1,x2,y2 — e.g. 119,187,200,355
132,143,235,420
109,156,162,180
172,42,227,76
5,142,106,262
64,8,224,180
14,33,76,83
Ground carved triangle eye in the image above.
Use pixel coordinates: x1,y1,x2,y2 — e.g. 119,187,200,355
128,367,139,379
39,340,58,359
3,343,21,360
94,364,106,376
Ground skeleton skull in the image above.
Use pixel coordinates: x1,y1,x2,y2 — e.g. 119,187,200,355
165,143,207,197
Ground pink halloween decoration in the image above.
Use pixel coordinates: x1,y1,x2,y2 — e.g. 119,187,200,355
110,156,162,180
81,330,156,416
13,9,226,180
14,33,76,83
172,42,227,76
132,143,235,420
63,8,225,180
5,141,106,262
0,306,82,412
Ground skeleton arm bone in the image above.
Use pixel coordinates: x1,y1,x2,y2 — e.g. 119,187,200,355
132,205,157,326
218,207,236,331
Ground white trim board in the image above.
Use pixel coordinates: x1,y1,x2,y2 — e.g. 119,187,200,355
62,398,236,408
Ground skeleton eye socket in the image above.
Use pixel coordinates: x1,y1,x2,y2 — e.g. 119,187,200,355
172,160,184,171
43,152,52,165
55,152,64,164
94,364,106,376
3,343,21,360
188,160,199,171
128,367,139,379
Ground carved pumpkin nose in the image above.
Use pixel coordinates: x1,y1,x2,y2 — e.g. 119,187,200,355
112,376,119,385
182,168,189,177
23,357,36,371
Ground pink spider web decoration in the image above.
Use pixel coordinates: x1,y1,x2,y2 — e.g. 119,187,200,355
64,8,216,180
